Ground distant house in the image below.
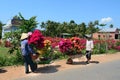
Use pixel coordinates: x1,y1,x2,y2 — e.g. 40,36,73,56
60,33,73,38
93,28,120,40
2,18,21,38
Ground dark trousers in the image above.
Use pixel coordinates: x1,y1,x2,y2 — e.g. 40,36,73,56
86,51,91,60
23,55,35,73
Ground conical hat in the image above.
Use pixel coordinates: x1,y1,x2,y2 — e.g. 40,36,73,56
20,33,28,40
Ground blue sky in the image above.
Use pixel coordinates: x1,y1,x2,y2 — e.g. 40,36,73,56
0,0,120,28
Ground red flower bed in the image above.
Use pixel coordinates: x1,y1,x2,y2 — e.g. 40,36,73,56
44,37,62,48
116,46,120,51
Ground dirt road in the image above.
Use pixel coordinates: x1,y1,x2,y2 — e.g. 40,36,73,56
0,52,120,80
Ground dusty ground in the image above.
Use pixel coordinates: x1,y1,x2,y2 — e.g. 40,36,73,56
0,52,120,80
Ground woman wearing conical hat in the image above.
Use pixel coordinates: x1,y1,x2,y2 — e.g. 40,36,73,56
20,33,36,74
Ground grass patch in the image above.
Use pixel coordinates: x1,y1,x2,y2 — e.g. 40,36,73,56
107,49,119,54
0,47,23,67
0,47,9,54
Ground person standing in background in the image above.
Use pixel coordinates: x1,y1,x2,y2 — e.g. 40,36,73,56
85,34,94,64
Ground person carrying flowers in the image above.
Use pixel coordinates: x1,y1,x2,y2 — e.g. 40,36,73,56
20,33,37,74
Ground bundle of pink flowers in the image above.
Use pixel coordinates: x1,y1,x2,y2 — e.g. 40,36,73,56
59,39,72,54
28,29,44,49
70,37,86,54
59,37,86,55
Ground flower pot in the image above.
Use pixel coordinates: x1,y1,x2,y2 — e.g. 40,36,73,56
31,53,39,60
66,57,73,64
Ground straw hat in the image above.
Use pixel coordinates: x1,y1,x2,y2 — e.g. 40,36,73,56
20,33,28,40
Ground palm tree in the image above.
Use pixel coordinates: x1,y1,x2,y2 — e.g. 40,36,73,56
86,21,95,34
94,20,100,31
109,24,113,28
79,22,86,37
94,20,99,26
68,20,77,35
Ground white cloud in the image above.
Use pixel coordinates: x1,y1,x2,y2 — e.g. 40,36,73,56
100,17,112,24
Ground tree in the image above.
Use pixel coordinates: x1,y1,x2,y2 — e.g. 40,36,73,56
61,22,69,33
0,21,4,39
4,13,39,57
41,20,60,37
18,13,38,33
109,24,113,28
86,21,95,34
69,20,77,34
94,20,99,26
99,24,106,27
40,22,46,36
79,22,86,37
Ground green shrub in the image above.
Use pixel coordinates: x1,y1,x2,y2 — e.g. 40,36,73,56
99,47,106,53
116,41,120,46
52,50,68,60
93,49,99,54
0,47,23,67
81,49,86,55
14,49,24,65
0,55,7,67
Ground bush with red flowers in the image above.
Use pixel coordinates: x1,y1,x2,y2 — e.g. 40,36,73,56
4,40,11,47
44,37,62,48
116,46,120,51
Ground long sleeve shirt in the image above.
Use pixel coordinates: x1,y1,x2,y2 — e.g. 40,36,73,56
21,39,35,56
86,40,94,51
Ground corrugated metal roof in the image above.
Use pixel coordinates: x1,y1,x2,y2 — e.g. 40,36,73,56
99,28,117,32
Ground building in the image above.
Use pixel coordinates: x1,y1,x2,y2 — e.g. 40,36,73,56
60,33,73,38
2,18,21,38
93,28,120,40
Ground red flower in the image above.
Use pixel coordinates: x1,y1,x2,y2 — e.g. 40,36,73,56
59,39,72,53
28,29,44,49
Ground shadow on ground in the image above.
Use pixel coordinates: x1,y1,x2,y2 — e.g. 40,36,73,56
0,68,7,73
34,65,61,73
89,61,99,64
70,61,99,65
70,61,87,65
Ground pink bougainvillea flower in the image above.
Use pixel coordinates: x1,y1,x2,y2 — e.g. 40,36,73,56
28,29,44,49
28,32,32,36
59,39,72,53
